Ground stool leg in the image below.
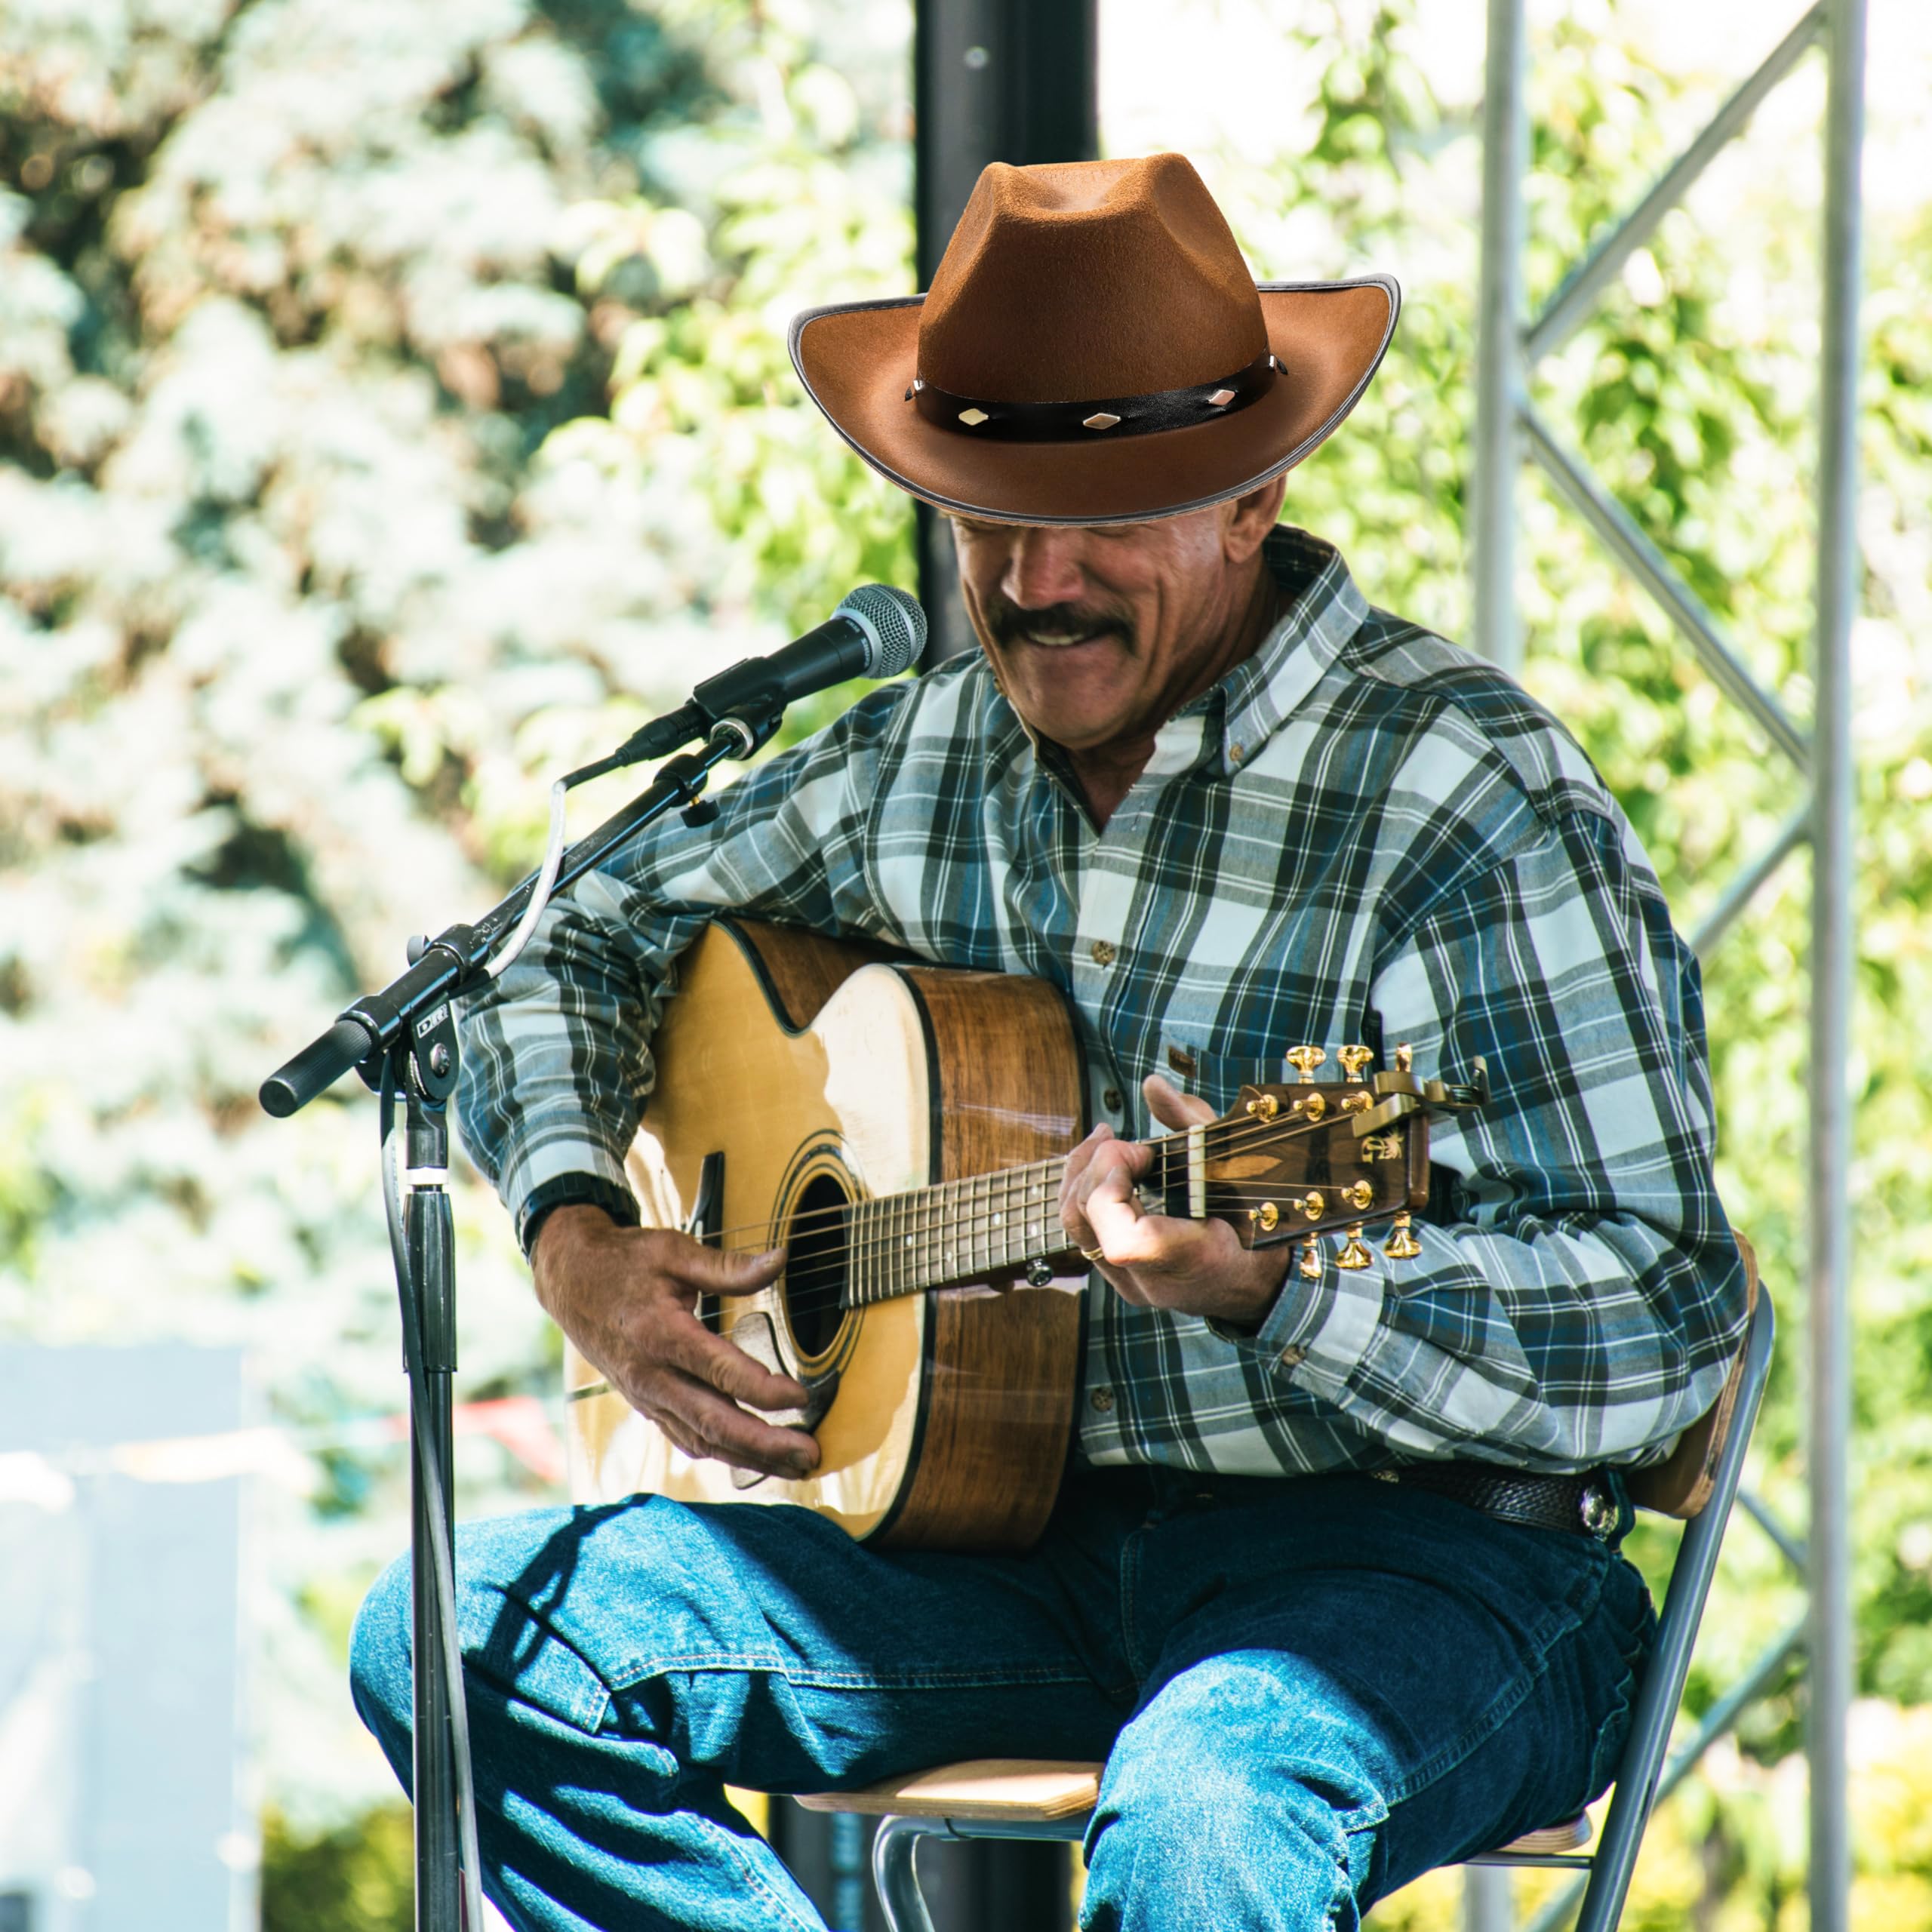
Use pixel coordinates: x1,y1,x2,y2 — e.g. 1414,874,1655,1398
872,1814,942,1932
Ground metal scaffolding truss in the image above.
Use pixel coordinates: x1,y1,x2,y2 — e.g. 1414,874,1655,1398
1466,2,1866,1930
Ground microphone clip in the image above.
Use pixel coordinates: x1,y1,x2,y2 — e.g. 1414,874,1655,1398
601,657,787,774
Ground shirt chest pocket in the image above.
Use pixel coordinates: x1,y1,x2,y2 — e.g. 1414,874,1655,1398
1158,1042,1283,1118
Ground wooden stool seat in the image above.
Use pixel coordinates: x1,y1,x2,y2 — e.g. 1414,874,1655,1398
796,1758,1592,1854
797,1758,1100,1822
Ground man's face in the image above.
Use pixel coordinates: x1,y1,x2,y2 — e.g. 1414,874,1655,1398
949,488,1278,753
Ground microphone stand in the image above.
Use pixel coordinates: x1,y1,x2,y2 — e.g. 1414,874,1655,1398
260,703,783,1930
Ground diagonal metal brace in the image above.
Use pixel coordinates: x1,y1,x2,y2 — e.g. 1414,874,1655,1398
1521,406,1810,768
1690,803,1812,959
1526,6,1826,363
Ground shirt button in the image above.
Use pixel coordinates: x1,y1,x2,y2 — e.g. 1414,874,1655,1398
1102,1086,1124,1112
1089,940,1116,967
1090,1386,1115,1414
1229,741,1245,765
1279,1346,1306,1369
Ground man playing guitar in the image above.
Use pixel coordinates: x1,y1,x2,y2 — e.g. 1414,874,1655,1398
352,154,1749,1931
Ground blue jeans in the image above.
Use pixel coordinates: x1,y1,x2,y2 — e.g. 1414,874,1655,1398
350,1467,1654,1931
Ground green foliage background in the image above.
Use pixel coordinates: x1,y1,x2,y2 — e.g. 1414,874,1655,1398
0,0,1926,1924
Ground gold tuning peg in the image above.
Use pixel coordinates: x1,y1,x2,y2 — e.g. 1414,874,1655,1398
1285,1044,1327,1081
1395,1042,1414,1074
1336,1225,1372,1270
1383,1211,1422,1261
1298,1234,1322,1280
1337,1044,1374,1078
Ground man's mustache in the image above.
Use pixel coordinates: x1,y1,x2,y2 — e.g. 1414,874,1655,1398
983,596,1134,650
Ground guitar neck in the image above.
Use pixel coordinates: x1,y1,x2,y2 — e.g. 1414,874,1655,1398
842,1134,1197,1307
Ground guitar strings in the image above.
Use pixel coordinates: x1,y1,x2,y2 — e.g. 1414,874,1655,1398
691,1102,1367,1260
722,1106,1392,1300
709,1105,1404,1316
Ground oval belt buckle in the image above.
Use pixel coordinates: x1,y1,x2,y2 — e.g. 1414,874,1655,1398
1579,1481,1619,1541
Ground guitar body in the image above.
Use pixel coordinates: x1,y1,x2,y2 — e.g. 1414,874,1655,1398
563,919,1089,1551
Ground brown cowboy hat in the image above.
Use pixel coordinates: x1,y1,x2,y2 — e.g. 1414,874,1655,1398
789,152,1398,526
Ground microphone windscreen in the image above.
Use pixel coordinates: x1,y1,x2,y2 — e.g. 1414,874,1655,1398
835,584,926,677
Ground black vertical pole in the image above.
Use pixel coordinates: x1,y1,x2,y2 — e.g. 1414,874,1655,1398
761,11,1097,1924
405,1094,462,1927
912,0,1100,664
912,16,1097,1909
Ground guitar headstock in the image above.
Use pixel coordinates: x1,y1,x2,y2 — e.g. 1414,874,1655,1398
1175,1043,1487,1277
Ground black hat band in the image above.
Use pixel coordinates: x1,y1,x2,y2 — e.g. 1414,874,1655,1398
906,352,1278,444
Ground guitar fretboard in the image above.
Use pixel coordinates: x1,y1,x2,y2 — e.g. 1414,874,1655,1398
841,1134,1198,1307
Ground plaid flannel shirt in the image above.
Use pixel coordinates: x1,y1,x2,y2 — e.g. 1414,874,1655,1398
459,526,1748,1477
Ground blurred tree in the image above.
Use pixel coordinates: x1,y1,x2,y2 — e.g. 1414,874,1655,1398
0,0,912,1865
261,1804,413,1932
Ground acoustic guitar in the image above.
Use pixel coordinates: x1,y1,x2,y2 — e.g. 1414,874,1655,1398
564,919,1485,1552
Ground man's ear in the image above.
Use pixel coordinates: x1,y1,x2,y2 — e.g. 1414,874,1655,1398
1222,474,1289,564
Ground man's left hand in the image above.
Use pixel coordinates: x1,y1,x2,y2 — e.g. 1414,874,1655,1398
1059,1075,1291,1325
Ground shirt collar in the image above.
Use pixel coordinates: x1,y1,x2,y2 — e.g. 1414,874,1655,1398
1001,523,1368,789
1200,525,1367,775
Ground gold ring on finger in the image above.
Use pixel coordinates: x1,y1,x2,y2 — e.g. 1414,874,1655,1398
1080,1246,1106,1264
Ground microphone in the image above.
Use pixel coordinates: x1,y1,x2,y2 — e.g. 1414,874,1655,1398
619,584,926,762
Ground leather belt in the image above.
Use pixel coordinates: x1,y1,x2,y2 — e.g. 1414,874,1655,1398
1371,1461,1622,1541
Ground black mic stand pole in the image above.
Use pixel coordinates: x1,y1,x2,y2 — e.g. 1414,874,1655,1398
395,1016,463,1925
261,706,783,1930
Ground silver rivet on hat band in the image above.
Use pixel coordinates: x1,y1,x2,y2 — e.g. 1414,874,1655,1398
1082,412,1121,431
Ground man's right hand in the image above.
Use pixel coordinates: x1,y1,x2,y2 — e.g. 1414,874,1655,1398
532,1206,820,1481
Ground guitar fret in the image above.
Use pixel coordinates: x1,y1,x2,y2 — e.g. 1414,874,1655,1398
856,1140,1192,1308
857,1196,869,1307
849,1196,862,1308
831,1085,1437,1313
869,1196,883,1304
867,1196,880,1305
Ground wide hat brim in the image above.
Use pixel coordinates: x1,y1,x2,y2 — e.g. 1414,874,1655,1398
789,275,1398,527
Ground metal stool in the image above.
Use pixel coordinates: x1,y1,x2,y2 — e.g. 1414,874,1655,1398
801,1242,1774,1932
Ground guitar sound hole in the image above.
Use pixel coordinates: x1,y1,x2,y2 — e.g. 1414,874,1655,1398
783,1173,851,1359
